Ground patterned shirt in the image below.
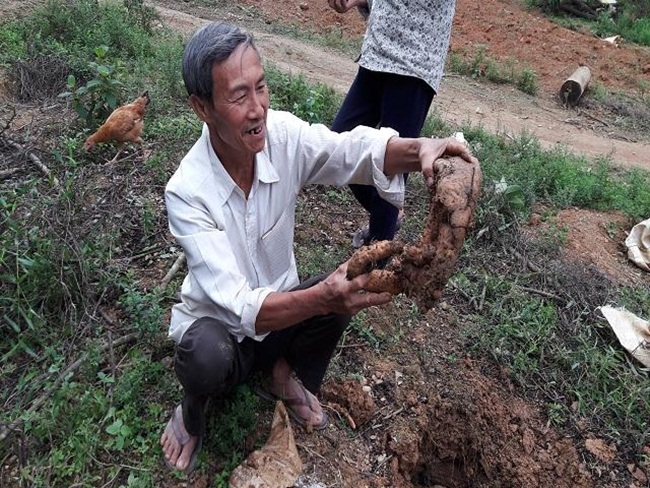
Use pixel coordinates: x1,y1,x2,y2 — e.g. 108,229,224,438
358,0,456,93
165,110,401,344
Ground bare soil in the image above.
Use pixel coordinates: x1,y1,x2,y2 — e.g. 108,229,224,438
1,0,650,487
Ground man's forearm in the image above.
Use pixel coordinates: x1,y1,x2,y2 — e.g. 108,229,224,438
383,136,477,185
254,286,328,334
383,137,422,176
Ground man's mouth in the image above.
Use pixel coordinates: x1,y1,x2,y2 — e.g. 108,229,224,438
247,125,263,135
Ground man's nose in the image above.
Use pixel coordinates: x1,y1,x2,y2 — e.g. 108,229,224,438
248,92,266,117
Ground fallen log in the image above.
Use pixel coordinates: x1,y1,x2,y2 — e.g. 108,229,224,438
560,66,591,107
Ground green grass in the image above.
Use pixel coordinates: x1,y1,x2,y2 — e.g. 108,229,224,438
447,48,540,96
526,0,650,47
266,64,343,126
1,0,649,486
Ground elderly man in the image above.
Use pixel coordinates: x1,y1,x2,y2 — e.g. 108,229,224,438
160,21,477,474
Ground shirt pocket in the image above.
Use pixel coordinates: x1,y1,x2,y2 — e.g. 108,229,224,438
259,207,294,283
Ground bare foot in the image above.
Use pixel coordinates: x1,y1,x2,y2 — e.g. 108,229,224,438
160,405,199,473
271,359,325,428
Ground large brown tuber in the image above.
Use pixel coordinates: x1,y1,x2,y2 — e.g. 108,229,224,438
347,156,482,310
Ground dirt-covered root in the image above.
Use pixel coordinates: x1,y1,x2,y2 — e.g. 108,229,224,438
347,156,482,310
347,240,405,278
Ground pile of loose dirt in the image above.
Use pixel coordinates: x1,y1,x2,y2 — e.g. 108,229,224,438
307,308,596,488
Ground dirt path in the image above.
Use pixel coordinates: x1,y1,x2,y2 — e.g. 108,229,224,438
153,4,649,172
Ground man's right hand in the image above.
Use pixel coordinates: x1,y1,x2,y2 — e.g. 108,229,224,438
328,0,368,14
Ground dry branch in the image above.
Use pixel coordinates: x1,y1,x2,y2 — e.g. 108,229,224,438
160,252,186,290
0,168,20,180
1,106,16,135
7,140,61,189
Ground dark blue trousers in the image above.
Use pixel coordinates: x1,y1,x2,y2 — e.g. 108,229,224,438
173,275,350,437
331,66,435,243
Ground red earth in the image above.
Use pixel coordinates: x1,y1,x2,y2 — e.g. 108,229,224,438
239,0,650,97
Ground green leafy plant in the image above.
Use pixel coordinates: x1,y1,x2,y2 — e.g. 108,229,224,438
474,177,527,235
58,45,125,126
208,385,263,484
104,407,134,451
118,280,165,339
266,64,342,125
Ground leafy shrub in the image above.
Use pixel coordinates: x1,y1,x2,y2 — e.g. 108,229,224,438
59,45,125,126
265,64,342,125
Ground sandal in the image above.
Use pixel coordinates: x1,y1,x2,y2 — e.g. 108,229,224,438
352,210,404,249
255,381,328,431
162,405,203,475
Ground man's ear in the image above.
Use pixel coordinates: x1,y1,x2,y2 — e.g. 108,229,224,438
188,94,210,122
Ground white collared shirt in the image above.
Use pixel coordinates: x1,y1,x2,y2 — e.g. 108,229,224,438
165,109,402,343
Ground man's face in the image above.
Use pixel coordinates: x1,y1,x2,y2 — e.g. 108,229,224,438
194,44,269,162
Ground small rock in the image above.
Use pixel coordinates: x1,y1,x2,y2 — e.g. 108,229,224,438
528,213,542,226
628,464,648,483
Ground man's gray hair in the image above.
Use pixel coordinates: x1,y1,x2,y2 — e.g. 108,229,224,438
182,22,257,101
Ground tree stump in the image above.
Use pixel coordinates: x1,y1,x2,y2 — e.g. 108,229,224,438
560,66,591,107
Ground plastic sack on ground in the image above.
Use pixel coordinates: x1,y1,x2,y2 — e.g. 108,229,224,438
625,218,650,272
229,401,303,488
598,306,650,368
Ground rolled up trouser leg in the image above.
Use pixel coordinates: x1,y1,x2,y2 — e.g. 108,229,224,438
253,274,351,394
174,317,254,436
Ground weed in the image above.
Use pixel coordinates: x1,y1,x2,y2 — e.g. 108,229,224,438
463,125,650,221
588,82,609,102
547,402,568,425
143,36,186,101
266,64,342,125
517,68,539,95
59,45,125,126
447,48,539,96
420,111,453,137
0,24,26,63
118,280,166,339
207,385,263,484
348,312,383,349
475,177,527,236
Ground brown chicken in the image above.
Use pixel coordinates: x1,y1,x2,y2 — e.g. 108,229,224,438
83,91,150,163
